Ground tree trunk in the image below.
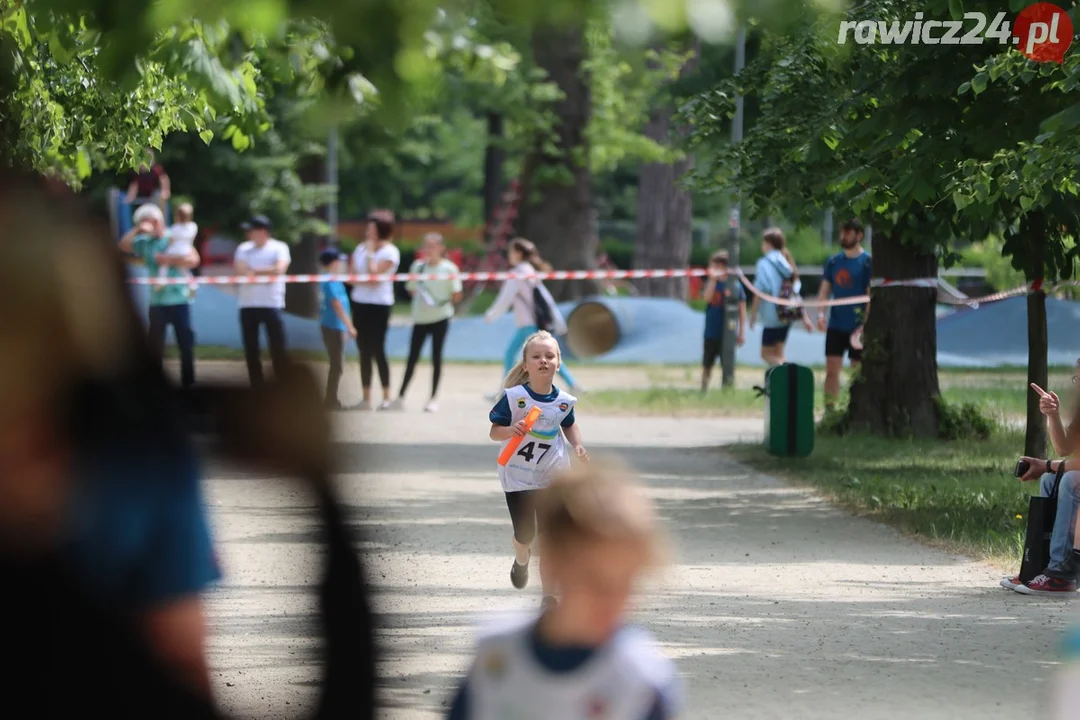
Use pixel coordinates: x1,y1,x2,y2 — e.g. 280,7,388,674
1026,289,1049,457
483,112,505,239
847,225,940,437
632,44,699,299
518,22,597,301
632,111,693,299
1023,211,1049,456
285,233,319,318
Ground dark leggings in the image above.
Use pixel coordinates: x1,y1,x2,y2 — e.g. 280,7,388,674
351,302,392,389
505,490,538,545
398,319,449,399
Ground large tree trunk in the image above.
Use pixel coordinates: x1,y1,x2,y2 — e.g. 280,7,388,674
632,45,699,299
518,22,597,301
483,112,506,239
848,225,940,437
285,233,319,318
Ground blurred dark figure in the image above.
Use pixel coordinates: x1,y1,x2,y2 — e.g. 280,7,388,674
0,170,376,718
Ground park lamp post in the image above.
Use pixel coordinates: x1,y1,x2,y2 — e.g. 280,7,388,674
721,21,746,388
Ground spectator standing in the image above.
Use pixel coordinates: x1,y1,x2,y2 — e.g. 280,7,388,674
388,232,462,413
484,238,581,397
118,203,200,389
319,249,357,409
233,215,291,386
749,228,813,375
349,210,401,411
816,218,872,410
701,250,746,392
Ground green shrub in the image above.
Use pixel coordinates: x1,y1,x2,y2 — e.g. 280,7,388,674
936,397,997,441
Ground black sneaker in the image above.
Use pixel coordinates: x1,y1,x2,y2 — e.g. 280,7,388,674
511,559,529,589
541,595,558,611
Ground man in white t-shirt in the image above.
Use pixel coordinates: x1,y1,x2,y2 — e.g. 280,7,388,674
233,214,291,386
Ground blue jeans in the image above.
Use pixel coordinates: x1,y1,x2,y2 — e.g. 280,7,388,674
1041,471,1080,573
502,325,577,388
148,303,195,388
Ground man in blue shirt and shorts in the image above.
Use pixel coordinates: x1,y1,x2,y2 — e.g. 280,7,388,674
816,218,872,410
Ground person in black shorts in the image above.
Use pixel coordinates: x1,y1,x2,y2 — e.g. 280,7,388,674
701,251,746,392
816,218,872,409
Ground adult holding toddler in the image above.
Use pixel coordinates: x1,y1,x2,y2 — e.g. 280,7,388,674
118,203,200,389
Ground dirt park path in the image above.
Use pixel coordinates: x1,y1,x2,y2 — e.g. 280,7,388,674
185,361,1076,719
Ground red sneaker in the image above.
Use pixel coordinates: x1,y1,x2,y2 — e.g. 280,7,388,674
1015,574,1078,596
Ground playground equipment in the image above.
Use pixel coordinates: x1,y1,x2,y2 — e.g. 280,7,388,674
565,296,641,359
107,188,171,240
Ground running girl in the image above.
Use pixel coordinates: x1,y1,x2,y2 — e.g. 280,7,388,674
488,331,587,607
446,459,681,720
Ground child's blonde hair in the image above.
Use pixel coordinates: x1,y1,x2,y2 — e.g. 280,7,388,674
502,329,561,389
175,202,194,223
535,457,668,568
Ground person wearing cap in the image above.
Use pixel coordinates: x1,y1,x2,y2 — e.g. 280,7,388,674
118,202,200,389
233,215,291,386
319,249,357,409
349,209,401,411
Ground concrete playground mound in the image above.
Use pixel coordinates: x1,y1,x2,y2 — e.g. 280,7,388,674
130,273,1080,368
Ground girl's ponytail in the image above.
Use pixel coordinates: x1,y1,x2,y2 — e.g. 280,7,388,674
763,227,798,282
502,359,530,390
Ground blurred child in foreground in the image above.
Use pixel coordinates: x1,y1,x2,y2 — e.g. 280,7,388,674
446,459,682,720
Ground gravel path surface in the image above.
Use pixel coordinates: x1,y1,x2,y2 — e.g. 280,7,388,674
185,362,1075,719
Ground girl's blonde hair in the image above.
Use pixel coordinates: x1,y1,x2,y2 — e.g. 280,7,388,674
535,457,669,568
762,227,799,282
502,330,561,389
509,237,553,273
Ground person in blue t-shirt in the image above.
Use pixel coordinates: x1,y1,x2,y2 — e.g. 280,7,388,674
815,218,872,409
701,251,746,392
319,249,358,409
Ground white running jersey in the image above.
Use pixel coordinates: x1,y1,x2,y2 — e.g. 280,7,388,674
495,385,577,492
465,613,680,720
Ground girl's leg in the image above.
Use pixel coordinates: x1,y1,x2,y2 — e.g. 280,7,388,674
398,323,429,398
429,319,449,399
505,490,537,589
371,304,392,401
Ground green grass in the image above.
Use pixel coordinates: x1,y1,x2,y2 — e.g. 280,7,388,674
729,430,1033,568
587,387,763,416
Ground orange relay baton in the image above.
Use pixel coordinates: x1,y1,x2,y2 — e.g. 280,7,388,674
498,406,542,466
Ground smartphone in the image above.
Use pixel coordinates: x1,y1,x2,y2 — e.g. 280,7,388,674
1014,460,1030,478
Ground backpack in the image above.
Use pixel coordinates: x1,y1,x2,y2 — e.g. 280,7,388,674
768,257,803,324
532,285,555,332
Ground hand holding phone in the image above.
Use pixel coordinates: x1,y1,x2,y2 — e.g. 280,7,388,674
1014,459,1030,478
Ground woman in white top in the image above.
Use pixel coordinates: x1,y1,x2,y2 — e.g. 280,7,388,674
484,238,580,394
349,210,401,410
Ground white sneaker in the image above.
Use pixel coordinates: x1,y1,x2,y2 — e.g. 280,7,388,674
424,400,439,413
384,398,405,411
350,401,373,411
1000,575,1023,591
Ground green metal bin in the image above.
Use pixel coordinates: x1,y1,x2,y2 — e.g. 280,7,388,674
763,363,814,458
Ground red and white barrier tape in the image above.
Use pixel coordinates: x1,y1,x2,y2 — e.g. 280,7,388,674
126,266,1079,310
